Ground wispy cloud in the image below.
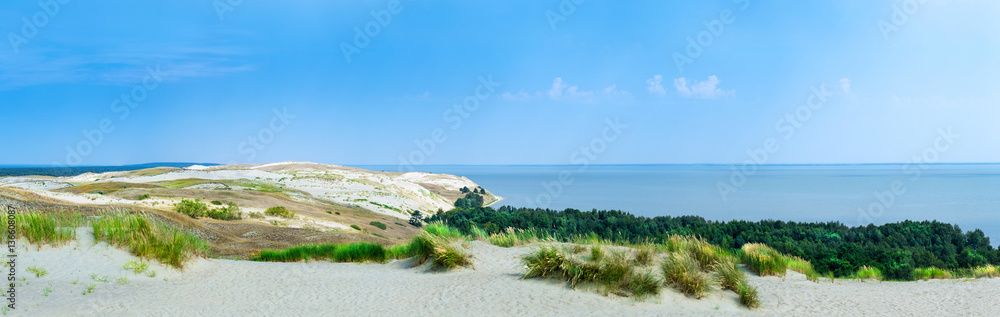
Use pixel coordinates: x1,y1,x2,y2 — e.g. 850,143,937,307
0,43,255,89
673,75,732,99
502,77,627,103
840,78,851,94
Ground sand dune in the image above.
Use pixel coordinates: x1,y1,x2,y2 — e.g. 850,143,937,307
11,234,999,316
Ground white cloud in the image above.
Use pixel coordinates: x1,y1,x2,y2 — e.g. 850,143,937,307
604,84,631,96
548,77,568,99
840,78,851,94
646,75,666,96
500,90,534,101
501,78,627,103
673,75,731,99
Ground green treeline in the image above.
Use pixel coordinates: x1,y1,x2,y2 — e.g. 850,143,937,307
428,206,999,280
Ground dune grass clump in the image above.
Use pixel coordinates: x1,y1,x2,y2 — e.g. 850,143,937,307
521,246,661,299
970,264,1000,278
91,213,210,268
855,265,883,281
487,227,549,247
786,256,820,282
409,226,474,270
714,260,746,292
736,283,761,308
9,212,79,246
739,243,788,277
914,267,952,280
661,252,714,298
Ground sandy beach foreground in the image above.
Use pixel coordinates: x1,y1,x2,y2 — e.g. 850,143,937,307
11,231,999,317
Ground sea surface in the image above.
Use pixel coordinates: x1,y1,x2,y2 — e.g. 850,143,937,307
3,163,999,244
359,164,1000,244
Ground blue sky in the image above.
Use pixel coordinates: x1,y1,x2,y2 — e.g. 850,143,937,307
1,0,998,167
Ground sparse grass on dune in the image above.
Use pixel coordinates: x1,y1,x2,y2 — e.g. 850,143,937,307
786,256,821,282
482,227,552,248
521,246,661,299
252,223,474,270
970,264,1000,278
91,212,210,268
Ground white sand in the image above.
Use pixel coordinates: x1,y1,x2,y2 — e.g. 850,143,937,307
10,237,1000,316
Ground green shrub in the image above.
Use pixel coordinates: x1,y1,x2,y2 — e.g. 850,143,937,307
175,199,208,218
210,200,223,205
350,224,361,231
138,193,150,200
369,221,387,230
264,206,295,219
248,212,264,219
205,202,242,220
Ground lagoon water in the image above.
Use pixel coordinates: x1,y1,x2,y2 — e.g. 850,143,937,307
360,164,1000,244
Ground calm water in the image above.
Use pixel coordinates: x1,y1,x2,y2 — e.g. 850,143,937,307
360,164,1000,244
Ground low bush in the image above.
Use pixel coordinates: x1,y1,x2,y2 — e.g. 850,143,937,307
210,200,223,205
369,221,387,230
175,199,208,218
350,224,362,231
205,202,242,221
264,206,295,219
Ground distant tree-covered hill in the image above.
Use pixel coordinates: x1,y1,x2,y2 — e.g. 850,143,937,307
0,163,218,177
